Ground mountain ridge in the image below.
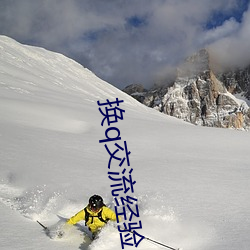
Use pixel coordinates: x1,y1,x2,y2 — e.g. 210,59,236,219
123,49,250,130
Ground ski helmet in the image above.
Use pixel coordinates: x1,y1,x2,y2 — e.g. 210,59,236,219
89,195,104,210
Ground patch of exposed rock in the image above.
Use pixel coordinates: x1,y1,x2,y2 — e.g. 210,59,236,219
123,49,250,130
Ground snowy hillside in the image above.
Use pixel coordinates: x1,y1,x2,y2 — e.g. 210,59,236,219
0,36,250,250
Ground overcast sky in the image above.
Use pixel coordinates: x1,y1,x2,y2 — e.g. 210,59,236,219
0,0,249,89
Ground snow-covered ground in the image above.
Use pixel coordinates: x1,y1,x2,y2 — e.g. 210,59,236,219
0,36,250,250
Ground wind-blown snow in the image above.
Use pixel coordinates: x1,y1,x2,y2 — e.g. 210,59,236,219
0,36,250,250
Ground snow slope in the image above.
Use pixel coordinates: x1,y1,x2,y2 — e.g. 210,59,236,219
0,35,250,250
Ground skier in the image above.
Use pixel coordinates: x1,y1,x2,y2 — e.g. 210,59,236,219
66,194,119,239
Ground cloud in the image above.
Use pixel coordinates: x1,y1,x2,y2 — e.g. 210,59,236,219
200,18,240,45
209,4,250,69
0,0,249,89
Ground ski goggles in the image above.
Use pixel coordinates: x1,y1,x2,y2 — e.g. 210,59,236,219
90,204,101,212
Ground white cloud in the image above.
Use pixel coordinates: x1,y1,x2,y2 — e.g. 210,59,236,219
200,17,240,45
209,5,250,68
0,0,249,88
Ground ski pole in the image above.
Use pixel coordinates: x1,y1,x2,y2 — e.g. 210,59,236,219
143,235,180,250
125,228,180,250
37,220,48,230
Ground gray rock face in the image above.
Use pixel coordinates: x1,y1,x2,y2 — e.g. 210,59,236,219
123,49,250,130
218,66,250,99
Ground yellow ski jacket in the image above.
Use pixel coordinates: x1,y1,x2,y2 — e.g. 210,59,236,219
67,206,118,233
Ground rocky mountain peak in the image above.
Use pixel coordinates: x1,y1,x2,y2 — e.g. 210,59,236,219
177,48,210,78
123,49,250,130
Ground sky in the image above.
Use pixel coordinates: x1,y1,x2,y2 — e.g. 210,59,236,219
0,0,249,89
